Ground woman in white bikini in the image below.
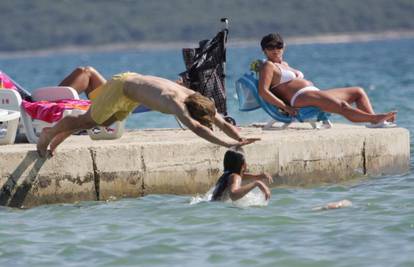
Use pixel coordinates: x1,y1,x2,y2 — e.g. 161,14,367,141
258,33,396,127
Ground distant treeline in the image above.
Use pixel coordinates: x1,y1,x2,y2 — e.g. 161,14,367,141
1,0,414,52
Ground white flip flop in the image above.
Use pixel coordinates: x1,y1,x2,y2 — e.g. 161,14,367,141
366,121,397,128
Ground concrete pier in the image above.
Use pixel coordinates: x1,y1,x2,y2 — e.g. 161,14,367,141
0,123,410,208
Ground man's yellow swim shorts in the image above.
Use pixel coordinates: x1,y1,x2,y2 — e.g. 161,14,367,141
90,72,140,125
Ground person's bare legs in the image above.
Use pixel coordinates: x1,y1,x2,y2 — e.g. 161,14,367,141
59,66,107,97
47,114,118,156
323,87,375,114
294,91,396,124
37,110,97,157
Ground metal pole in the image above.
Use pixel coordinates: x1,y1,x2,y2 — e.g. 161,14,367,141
220,17,228,86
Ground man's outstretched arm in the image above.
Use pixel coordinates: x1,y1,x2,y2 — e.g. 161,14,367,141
212,113,242,141
213,113,261,144
176,111,237,147
175,109,259,147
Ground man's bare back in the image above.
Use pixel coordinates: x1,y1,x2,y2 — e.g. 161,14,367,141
123,74,194,115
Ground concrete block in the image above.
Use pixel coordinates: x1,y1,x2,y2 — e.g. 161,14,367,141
276,133,365,185
142,141,225,195
0,124,410,208
0,145,95,208
91,143,144,200
242,140,280,178
364,128,410,176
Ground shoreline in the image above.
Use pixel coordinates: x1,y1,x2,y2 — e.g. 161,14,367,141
1,30,414,59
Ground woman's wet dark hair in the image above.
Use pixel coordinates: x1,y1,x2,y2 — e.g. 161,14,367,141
211,148,246,201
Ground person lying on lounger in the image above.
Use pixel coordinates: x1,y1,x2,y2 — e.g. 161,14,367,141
37,72,259,157
258,33,397,127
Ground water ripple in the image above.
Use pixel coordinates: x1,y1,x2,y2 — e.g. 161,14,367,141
1,38,414,267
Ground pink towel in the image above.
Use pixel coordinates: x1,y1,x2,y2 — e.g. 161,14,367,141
22,99,91,123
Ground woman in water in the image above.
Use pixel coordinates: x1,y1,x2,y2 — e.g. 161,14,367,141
258,33,396,127
211,147,272,201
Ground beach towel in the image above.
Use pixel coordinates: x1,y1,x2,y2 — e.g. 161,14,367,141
21,99,90,123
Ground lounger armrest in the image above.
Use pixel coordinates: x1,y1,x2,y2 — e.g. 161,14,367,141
32,86,80,101
0,109,20,122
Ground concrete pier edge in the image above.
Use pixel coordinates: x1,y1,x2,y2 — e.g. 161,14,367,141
0,123,410,208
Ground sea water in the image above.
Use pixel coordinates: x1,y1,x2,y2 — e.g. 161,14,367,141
0,38,413,266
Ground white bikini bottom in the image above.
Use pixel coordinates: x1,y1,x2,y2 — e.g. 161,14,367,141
290,86,320,107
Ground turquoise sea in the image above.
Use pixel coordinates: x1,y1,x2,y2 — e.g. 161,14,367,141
1,38,413,266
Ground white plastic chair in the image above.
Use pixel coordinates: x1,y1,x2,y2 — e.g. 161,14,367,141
30,86,125,141
0,107,20,145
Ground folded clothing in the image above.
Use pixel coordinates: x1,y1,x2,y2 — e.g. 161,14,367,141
22,99,90,123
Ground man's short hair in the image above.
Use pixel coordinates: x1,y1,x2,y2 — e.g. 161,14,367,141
184,92,216,129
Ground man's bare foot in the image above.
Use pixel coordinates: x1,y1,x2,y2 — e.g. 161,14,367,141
37,127,53,158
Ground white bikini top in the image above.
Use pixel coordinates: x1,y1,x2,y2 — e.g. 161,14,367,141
272,62,303,88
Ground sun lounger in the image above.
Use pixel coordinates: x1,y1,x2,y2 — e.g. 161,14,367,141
0,71,125,143
235,71,332,129
0,86,86,143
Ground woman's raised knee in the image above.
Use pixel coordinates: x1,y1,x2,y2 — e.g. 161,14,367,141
72,66,96,77
353,86,366,97
84,66,98,75
71,66,87,74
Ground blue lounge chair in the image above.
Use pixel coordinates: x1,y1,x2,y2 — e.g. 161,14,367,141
235,72,332,129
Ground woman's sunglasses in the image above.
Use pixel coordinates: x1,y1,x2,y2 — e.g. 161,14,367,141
265,42,284,50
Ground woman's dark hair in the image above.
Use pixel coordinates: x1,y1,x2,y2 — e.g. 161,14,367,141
260,33,284,50
211,148,246,201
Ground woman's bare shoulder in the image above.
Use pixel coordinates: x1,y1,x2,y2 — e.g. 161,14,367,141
260,60,278,74
229,173,242,183
262,60,275,68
